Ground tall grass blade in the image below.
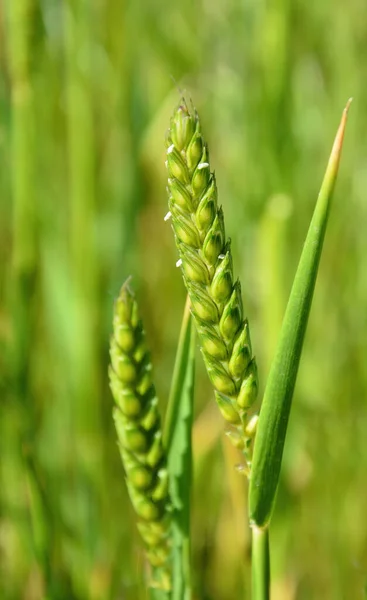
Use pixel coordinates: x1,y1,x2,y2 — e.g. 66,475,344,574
4,0,55,592
249,100,352,527
64,0,99,439
164,296,195,600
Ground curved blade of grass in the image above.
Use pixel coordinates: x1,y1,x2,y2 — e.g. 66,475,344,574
164,296,195,600
249,100,352,528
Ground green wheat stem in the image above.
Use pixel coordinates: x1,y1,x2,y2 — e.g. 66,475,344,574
164,294,192,452
165,100,258,469
164,295,195,600
251,526,270,600
109,281,172,592
249,99,352,528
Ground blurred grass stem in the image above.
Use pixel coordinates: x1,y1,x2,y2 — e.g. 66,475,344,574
64,0,98,439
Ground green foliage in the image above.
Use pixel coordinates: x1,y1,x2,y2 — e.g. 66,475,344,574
249,102,351,528
164,298,195,600
1,0,365,598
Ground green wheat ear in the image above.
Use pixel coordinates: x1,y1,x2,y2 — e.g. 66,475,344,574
109,281,171,591
165,101,258,470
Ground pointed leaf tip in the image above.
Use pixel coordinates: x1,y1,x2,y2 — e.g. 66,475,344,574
249,101,351,527
329,98,352,171
316,99,352,210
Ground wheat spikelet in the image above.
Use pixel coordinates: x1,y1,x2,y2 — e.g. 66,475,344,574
166,101,258,469
109,281,171,590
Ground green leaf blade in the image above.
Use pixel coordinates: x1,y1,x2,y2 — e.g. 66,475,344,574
249,100,352,528
164,296,195,600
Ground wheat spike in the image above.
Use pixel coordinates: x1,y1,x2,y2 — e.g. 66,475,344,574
166,101,258,468
109,281,171,590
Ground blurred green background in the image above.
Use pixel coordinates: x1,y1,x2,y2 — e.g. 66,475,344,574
1,0,366,598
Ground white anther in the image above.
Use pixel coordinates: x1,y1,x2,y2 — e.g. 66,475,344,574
164,211,172,221
198,162,209,169
218,254,225,259
167,144,175,153
235,463,250,477
176,258,183,268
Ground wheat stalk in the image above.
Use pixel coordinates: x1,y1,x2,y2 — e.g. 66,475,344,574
165,101,258,469
109,281,171,591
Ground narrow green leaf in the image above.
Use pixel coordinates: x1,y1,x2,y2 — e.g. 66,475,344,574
249,100,352,527
164,296,195,600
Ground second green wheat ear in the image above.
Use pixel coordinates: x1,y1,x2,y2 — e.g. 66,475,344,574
165,102,258,469
109,282,171,591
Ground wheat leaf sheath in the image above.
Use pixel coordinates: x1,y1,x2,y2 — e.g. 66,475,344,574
109,282,171,590
166,102,258,463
